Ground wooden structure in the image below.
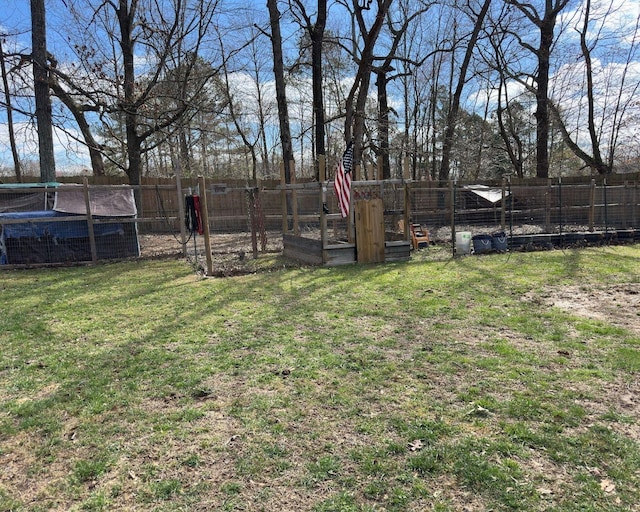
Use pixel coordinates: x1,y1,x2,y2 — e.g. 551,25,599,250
281,159,413,266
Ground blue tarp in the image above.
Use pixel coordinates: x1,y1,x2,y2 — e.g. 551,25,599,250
0,210,124,239
0,210,138,264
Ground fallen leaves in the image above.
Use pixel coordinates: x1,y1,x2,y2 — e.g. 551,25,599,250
600,478,616,493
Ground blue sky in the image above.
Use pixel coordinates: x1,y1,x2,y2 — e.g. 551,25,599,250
2,0,640,176
1,1,93,174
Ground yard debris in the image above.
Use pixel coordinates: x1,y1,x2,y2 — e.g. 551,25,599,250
537,487,553,497
408,439,424,451
600,479,616,493
466,404,491,417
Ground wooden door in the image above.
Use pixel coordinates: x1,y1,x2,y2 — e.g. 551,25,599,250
355,198,385,263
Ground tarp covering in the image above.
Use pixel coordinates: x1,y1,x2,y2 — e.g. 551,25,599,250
53,186,137,216
0,210,124,239
463,184,509,204
0,210,139,264
0,183,58,213
0,192,48,213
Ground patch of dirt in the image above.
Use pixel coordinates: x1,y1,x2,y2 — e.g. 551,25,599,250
138,231,284,259
544,283,640,335
137,231,290,276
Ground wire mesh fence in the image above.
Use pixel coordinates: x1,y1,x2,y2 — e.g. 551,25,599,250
1,174,638,269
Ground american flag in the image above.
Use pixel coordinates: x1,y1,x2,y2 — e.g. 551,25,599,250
333,142,353,218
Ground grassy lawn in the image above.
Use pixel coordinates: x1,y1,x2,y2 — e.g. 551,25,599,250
1,246,639,511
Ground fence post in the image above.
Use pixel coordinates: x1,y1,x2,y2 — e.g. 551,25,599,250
558,177,563,238
82,177,97,262
174,163,188,257
545,179,552,232
404,182,411,242
623,180,629,228
450,180,456,258
508,175,513,250
501,177,506,231
198,175,214,276
633,181,638,228
603,177,608,233
290,160,299,236
589,178,596,232
280,162,288,234
319,155,327,262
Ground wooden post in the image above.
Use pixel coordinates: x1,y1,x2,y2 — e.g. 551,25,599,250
545,179,552,232
404,182,411,242
589,178,596,231
174,162,188,257
290,160,299,236
319,155,327,261
349,165,359,243
623,180,628,228
82,177,98,262
248,188,258,260
280,162,288,234
632,181,638,227
403,155,410,181
501,177,506,232
198,176,214,276
450,180,456,257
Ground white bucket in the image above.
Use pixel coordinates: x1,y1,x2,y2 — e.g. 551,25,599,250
455,231,472,255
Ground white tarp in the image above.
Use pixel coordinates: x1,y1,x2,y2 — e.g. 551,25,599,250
53,186,137,216
463,184,509,204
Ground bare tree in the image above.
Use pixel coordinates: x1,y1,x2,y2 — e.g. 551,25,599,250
267,0,295,182
505,0,571,178
61,0,220,188
344,0,393,167
0,37,22,181
549,0,640,175
439,0,492,180
371,0,431,179
46,55,105,176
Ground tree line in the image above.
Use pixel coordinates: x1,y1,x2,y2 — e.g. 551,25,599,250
2,0,639,186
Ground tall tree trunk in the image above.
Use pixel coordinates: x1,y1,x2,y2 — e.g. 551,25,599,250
267,0,294,183
0,38,22,182
311,0,327,180
535,16,553,179
117,0,142,186
31,0,56,182
376,70,391,179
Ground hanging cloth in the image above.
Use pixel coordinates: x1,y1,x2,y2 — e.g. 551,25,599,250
185,195,204,235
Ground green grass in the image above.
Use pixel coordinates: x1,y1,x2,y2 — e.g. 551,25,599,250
0,246,639,511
